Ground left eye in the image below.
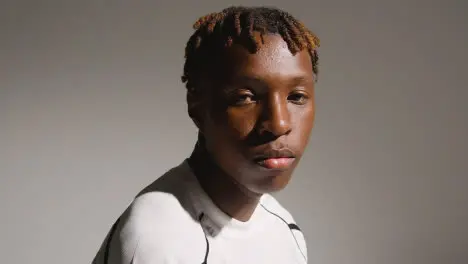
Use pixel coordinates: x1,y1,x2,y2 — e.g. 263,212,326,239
288,93,308,105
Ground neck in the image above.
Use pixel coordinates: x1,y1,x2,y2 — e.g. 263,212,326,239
188,139,261,222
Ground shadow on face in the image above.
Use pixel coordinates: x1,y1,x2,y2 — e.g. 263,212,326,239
196,33,316,194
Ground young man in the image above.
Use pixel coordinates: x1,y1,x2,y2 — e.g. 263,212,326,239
92,6,319,264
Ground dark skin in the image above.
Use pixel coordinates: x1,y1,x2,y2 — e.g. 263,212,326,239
188,33,315,222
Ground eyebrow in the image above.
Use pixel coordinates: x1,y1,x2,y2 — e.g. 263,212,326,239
230,74,312,86
288,76,312,85
229,75,313,86
230,75,264,83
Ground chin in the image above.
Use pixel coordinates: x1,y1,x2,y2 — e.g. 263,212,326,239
251,172,293,194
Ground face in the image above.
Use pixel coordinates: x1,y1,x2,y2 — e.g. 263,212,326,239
191,33,316,194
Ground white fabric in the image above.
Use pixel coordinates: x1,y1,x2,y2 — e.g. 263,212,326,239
92,160,307,264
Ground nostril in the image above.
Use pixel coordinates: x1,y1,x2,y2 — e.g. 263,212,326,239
246,129,279,146
270,119,292,137
257,120,291,137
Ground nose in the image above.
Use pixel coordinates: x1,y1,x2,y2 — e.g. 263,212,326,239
258,93,292,137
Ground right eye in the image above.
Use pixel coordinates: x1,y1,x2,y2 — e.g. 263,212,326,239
229,90,256,106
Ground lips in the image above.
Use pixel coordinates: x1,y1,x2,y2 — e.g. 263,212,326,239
252,148,296,170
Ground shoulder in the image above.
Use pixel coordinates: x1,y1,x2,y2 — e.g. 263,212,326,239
94,162,206,263
260,194,308,261
93,164,205,264
127,188,194,236
124,163,197,239
120,190,205,262
121,165,206,260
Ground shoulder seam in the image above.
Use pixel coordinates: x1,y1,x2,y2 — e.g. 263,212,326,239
259,203,307,262
130,234,142,264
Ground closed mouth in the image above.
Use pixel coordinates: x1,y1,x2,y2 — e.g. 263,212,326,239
252,148,296,170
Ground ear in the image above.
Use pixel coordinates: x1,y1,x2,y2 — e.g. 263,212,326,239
187,88,204,132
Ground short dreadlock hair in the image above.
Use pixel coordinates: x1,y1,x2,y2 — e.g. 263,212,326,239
181,6,320,93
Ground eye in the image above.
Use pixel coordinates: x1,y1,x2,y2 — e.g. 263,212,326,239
288,92,309,105
230,90,256,106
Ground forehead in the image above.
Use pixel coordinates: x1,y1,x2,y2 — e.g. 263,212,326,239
219,33,314,83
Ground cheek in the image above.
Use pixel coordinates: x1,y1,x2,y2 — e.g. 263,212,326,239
202,109,255,176
205,96,258,140
203,106,257,149
209,107,258,141
226,108,258,139
291,105,315,143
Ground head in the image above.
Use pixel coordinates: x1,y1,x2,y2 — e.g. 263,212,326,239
182,6,320,194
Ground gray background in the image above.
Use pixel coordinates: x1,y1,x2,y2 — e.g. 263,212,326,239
1,0,467,264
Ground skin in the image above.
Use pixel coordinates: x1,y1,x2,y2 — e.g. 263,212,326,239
188,33,316,221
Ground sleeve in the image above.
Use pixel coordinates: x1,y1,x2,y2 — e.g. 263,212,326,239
92,208,140,264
